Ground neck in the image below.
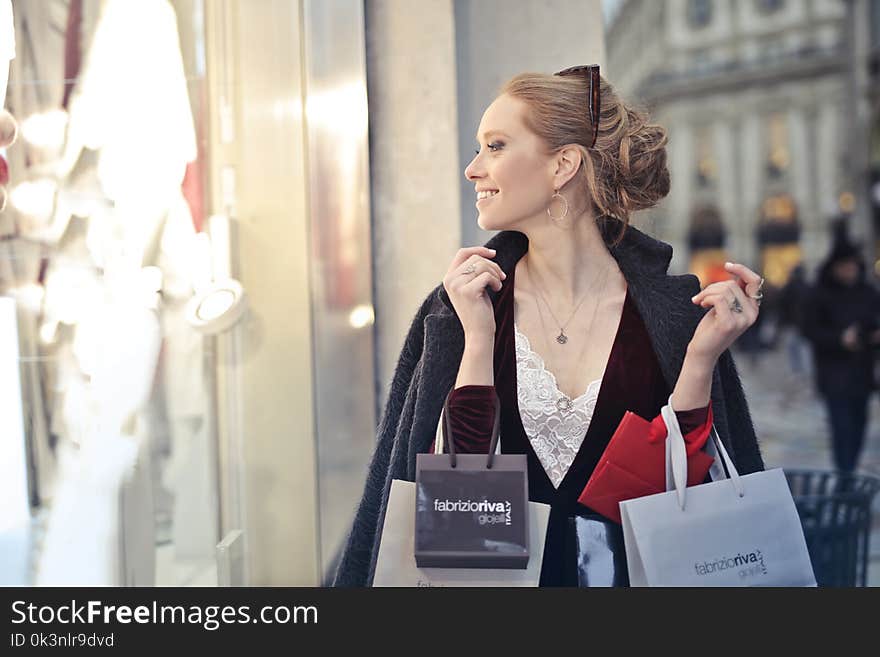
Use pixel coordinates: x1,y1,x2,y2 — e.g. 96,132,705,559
520,209,621,305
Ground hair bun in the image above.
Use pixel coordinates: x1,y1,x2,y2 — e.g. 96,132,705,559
499,72,671,240
616,107,670,214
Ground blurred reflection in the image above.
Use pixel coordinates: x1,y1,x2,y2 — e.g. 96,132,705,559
302,0,376,582
1,0,213,585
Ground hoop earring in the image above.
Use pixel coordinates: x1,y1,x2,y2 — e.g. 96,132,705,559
547,191,569,222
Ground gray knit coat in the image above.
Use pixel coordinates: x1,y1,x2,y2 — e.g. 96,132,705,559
333,225,764,587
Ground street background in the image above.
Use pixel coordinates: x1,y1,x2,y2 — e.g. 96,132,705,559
734,339,880,584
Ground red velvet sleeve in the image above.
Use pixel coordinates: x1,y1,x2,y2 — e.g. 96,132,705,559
440,385,497,454
648,402,714,456
676,404,711,436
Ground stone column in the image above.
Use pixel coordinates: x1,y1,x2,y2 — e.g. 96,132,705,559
739,106,764,267
666,114,694,271
789,104,813,260
366,0,463,411
815,98,839,261
715,114,741,261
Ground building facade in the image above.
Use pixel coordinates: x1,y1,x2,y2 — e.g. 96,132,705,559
607,0,850,286
848,0,880,264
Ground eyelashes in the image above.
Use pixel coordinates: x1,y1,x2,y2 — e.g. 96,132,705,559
473,142,504,155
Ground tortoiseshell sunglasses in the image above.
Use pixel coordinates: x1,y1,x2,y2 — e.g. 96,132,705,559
555,64,601,148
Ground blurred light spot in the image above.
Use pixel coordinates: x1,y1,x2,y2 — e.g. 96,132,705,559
39,321,58,345
349,305,375,329
10,179,56,220
20,110,69,150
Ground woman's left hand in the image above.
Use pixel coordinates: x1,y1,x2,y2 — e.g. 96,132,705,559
687,262,763,364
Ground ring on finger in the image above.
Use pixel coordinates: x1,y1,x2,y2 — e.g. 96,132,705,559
462,262,477,276
750,277,764,305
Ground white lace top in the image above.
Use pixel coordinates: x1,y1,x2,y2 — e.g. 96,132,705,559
514,323,603,489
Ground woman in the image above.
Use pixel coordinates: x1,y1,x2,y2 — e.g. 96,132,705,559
803,235,880,474
334,66,765,587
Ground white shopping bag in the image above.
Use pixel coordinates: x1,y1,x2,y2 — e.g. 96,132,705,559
372,479,550,587
620,396,816,587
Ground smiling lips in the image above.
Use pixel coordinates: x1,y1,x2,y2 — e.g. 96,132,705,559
476,190,499,204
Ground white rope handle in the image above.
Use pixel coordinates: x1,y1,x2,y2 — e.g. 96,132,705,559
661,395,744,510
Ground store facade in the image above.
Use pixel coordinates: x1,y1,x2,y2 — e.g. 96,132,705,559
1,0,376,586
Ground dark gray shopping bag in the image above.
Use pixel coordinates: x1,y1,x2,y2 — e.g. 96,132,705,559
373,480,549,586
414,393,529,569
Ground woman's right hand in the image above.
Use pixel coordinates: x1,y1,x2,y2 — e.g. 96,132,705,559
443,246,506,343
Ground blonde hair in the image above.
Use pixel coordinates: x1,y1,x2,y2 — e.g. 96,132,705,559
499,72,670,244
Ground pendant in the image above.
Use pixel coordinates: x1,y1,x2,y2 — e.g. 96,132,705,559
556,396,573,413
556,331,568,345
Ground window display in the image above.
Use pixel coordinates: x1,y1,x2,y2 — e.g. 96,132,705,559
1,0,215,586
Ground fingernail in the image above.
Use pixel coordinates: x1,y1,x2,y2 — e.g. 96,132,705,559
725,261,733,267
501,272,507,279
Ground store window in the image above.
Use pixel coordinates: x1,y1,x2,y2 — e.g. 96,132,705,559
687,0,713,30
756,193,802,288
1,0,215,586
687,204,728,288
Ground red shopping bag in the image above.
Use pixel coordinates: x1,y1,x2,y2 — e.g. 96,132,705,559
578,410,715,524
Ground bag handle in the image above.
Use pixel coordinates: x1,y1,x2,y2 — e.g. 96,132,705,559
440,390,501,469
660,394,744,510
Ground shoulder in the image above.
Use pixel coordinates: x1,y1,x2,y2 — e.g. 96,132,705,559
632,271,702,310
666,272,702,296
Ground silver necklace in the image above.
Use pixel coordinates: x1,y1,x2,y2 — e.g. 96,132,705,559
527,260,612,344
529,269,591,345
530,264,613,413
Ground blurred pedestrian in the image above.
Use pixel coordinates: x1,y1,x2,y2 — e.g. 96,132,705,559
778,263,811,379
802,237,880,473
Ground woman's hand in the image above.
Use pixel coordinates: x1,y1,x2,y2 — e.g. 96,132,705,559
687,262,763,365
443,246,505,344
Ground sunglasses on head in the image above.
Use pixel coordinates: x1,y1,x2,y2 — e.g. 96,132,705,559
554,64,600,148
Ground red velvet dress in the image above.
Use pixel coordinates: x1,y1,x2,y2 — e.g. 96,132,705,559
442,262,711,585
